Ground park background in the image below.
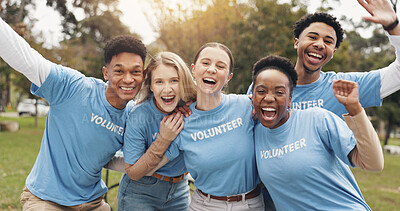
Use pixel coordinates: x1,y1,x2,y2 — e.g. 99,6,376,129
0,0,399,210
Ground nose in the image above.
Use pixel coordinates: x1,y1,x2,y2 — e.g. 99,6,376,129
264,93,275,103
123,73,135,83
164,82,172,93
206,65,217,74
313,38,325,49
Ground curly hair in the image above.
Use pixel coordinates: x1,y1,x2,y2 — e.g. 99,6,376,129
293,12,344,48
103,35,147,65
252,55,298,95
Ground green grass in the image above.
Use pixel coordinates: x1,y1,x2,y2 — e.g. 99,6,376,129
1,115,400,210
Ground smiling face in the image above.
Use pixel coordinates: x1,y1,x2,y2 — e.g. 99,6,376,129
191,47,233,96
103,52,144,109
150,64,181,114
294,22,337,75
253,69,292,129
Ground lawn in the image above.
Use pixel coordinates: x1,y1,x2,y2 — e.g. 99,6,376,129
1,115,399,210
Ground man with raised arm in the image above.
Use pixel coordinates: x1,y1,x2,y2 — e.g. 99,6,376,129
0,16,149,210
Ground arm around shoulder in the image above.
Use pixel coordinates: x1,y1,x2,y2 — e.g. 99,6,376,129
125,134,172,180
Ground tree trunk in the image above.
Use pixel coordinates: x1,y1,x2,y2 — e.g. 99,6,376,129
35,99,39,128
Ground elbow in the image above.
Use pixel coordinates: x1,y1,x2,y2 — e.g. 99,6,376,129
359,160,384,172
374,160,385,172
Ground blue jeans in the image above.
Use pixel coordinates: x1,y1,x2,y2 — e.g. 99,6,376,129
117,173,190,211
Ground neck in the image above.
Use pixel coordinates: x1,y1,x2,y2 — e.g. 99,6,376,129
295,62,321,85
105,87,126,110
196,91,222,111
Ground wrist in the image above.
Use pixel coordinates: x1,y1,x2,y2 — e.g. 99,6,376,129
384,17,399,31
345,102,363,116
157,133,172,142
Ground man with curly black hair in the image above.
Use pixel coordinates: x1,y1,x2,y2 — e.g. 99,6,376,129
292,0,400,117
0,16,147,210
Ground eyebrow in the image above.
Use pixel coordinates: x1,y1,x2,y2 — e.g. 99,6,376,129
308,32,335,41
113,64,142,68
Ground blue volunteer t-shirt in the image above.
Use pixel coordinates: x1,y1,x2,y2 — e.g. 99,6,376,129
26,64,132,206
255,108,371,210
168,94,259,196
248,70,381,117
123,97,186,177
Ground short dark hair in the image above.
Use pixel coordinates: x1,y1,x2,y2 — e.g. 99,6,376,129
252,55,298,96
193,42,234,74
293,12,344,48
103,35,147,65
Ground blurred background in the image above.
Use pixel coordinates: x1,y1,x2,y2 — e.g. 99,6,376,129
0,0,399,210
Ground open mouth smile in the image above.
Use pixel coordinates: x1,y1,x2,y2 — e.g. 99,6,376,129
161,96,176,105
203,78,216,85
261,107,276,121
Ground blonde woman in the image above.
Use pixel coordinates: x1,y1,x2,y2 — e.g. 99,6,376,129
118,52,196,211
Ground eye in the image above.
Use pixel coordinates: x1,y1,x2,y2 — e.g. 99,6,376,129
155,80,163,84
172,79,179,83
256,90,265,94
115,69,122,73
324,40,334,44
202,61,210,65
276,90,286,96
308,35,316,40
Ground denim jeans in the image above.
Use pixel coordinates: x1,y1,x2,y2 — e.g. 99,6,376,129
117,173,190,211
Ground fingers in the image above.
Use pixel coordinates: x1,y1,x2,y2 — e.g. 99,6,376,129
357,0,374,16
177,105,192,117
163,112,184,132
332,79,357,96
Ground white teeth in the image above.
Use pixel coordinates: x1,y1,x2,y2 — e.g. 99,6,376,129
204,78,216,82
308,52,322,59
162,96,174,100
262,108,276,111
121,87,133,91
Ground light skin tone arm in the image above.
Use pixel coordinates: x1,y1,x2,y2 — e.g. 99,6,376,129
333,79,384,171
125,112,184,180
357,0,400,35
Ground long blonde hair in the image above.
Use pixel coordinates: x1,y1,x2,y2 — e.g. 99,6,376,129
137,51,197,104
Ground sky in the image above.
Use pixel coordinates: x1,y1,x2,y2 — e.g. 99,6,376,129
29,0,395,47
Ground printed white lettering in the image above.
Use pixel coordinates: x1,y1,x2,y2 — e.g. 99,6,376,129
260,138,307,159
226,122,232,131
90,113,124,136
189,118,244,142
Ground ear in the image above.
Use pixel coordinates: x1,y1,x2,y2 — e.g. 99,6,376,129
294,38,299,49
190,64,195,75
288,96,292,109
332,48,337,58
102,66,109,81
227,72,233,82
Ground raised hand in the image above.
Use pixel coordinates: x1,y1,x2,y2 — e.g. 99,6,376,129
357,0,399,31
332,79,362,116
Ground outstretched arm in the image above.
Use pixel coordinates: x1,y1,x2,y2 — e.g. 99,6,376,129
357,0,400,98
333,79,384,171
357,0,400,35
125,112,184,180
0,17,51,86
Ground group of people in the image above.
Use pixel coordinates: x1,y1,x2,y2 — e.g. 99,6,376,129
1,0,400,210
